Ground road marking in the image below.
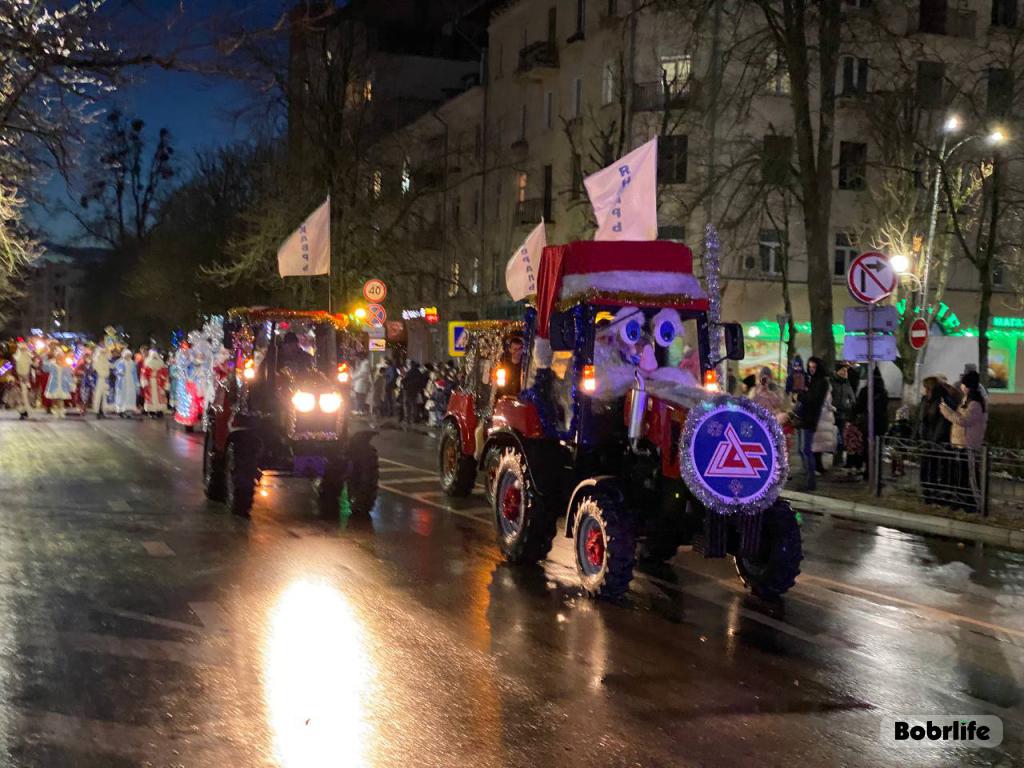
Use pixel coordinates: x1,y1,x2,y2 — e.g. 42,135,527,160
378,475,437,485
189,601,231,634
141,541,175,557
96,606,206,635
108,500,131,512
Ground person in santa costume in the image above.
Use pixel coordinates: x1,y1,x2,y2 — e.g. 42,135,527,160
114,348,139,417
12,341,33,419
41,345,74,419
140,349,168,417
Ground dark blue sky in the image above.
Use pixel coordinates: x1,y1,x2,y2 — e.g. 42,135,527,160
35,0,287,243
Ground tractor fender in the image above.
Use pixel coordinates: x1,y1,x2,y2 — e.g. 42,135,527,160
482,428,568,502
444,392,478,455
564,477,626,539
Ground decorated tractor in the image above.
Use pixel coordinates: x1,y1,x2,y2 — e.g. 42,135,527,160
202,308,378,517
438,320,525,505
481,240,802,599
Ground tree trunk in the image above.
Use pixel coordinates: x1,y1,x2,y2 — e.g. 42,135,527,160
979,153,1001,387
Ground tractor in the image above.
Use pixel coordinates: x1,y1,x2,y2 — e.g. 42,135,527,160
202,308,379,518
481,241,802,599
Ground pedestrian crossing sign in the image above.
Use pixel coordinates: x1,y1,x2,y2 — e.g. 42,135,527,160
448,322,470,357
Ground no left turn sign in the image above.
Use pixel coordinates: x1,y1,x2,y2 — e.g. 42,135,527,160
847,252,897,305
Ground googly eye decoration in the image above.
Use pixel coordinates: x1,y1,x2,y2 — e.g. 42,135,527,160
651,308,683,348
614,306,643,345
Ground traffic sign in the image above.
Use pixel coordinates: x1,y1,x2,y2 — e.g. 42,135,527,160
367,303,386,327
842,334,898,362
909,318,929,350
368,338,386,352
844,305,899,333
367,325,385,339
448,322,470,357
847,252,897,305
362,279,387,303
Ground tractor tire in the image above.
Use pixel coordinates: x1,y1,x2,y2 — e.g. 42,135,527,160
439,420,476,497
346,444,379,516
224,436,258,518
572,491,636,599
481,445,502,507
492,447,556,564
317,473,345,517
734,500,803,600
202,427,226,502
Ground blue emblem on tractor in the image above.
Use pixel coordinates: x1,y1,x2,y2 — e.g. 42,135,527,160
681,396,786,515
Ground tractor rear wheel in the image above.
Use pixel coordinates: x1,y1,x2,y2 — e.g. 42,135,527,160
492,448,556,563
346,444,379,516
734,500,803,600
572,491,636,599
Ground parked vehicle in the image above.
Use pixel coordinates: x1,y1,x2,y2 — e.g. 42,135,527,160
481,240,801,599
202,308,378,517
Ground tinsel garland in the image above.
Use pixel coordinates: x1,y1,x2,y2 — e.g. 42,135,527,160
703,224,723,383
556,290,707,313
227,307,350,330
679,395,788,516
462,321,524,377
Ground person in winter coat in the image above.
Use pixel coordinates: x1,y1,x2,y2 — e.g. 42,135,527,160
831,364,856,465
42,345,74,419
352,355,371,414
795,356,830,490
940,370,988,513
811,387,837,474
749,366,784,415
114,349,139,416
848,367,889,473
12,341,33,419
785,355,807,395
140,349,168,417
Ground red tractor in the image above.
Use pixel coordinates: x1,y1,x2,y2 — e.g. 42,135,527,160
439,320,524,506
481,241,801,599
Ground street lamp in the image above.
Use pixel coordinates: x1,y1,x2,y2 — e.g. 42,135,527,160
354,307,367,321
890,252,911,275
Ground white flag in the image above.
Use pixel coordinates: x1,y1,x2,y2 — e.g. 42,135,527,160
505,220,546,301
583,137,658,241
278,197,331,277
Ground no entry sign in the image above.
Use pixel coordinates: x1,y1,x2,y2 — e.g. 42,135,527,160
847,252,897,305
909,317,929,350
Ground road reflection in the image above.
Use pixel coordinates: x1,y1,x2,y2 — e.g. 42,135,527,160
262,579,375,768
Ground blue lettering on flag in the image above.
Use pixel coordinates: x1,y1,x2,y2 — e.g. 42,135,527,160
610,163,632,233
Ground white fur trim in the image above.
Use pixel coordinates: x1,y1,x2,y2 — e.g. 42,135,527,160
533,337,553,368
560,271,706,300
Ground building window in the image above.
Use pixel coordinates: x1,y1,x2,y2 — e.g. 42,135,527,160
607,0,618,15
766,51,791,96
401,158,411,194
572,77,583,117
834,232,857,276
601,59,617,105
841,56,869,95
472,255,480,294
472,190,480,226
571,153,583,200
659,134,688,184
517,172,528,203
544,90,554,129
916,61,946,108
575,0,587,36
658,225,686,242
495,178,503,218
993,0,1018,27
372,168,382,198
543,165,554,220
452,195,461,228
838,142,867,190
759,230,782,275
519,103,527,140
660,54,692,95
988,68,1013,116
844,0,872,8
449,258,460,297
548,8,557,43
918,0,947,34
994,260,1005,286
762,134,793,185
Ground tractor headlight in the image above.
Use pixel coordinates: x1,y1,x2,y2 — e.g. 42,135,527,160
292,390,316,413
319,392,342,414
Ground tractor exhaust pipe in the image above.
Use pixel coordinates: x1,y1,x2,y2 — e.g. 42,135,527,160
627,370,647,449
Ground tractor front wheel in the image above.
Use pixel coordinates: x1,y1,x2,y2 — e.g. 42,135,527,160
346,444,379,516
439,420,475,497
224,436,258,518
202,427,226,502
572,491,636,599
734,500,803,600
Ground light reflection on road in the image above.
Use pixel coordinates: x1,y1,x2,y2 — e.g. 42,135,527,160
262,579,375,768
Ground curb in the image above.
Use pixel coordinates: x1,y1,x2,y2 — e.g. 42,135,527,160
783,490,1024,551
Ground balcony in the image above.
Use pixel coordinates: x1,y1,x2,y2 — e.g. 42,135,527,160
632,79,699,111
514,198,545,225
907,6,976,38
516,41,559,77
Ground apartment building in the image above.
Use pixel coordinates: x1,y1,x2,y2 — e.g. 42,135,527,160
371,0,1024,394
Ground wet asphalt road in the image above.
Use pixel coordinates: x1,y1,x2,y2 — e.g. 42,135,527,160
0,415,1021,767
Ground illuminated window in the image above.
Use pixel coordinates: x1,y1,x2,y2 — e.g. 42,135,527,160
372,169,382,198
767,51,790,96
660,54,691,95
401,158,411,194
759,230,782,275
517,172,528,203
602,59,617,104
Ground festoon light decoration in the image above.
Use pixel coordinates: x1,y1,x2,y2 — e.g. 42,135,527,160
703,223,723,384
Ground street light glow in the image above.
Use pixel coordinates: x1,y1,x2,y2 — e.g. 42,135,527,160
354,307,367,321
944,115,961,133
890,253,911,274
988,127,1008,145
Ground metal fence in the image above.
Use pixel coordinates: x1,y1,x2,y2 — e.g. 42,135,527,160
876,437,1024,518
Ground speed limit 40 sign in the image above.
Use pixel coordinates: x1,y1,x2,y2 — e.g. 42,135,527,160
362,279,387,303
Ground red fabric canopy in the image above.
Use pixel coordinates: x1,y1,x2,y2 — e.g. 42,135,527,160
535,241,696,338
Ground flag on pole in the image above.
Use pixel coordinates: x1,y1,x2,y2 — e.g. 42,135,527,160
583,137,658,241
278,197,331,277
505,219,546,301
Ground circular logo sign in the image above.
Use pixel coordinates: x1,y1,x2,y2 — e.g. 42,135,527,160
681,396,786,515
362,279,387,303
